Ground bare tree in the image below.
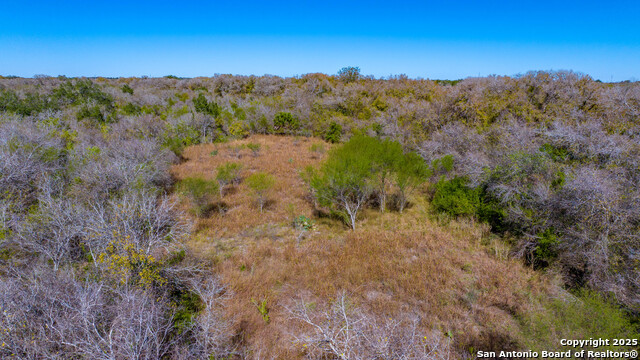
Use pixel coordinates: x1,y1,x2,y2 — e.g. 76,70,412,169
287,293,451,360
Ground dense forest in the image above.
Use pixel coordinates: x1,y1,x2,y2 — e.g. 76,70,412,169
0,69,638,358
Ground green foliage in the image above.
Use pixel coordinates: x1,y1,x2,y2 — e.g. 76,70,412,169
228,121,249,138
551,170,566,190
121,84,134,94
293,215,314,231
0,90,58,116
162,122,201,156
372,123,384,137
175,92,190,102
193,93,221,117
309,143,326,154
309,135,429,227
53,79,113,107
171,289,203,334
177,177,219,217
433,79,462,86
121,102,142,115
216,162,243,196
431,155,454,175
324,121,342,143
338,66,361,83
540,143,570,162
372,98,388,112
246,172,276,212
432,177,479,217
251,297,270,323
521,289,638,352
246,142,261,156
311,136,377,227
394,151,428,212
534,228,559,264
475,189,507,232
97,236,166,288
273,112,300,134
77,105,106,123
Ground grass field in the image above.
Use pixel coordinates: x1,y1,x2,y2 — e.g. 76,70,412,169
171,135,635,358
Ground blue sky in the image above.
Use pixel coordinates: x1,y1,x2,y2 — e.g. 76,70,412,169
1,1,639,80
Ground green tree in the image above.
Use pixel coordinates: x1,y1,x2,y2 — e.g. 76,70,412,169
370,138,403,212
338,66,361,83
216,162,243,196
310,136,375,230
246,172,275,212
193,93,220,117
177,177,219,217
394,152,428,212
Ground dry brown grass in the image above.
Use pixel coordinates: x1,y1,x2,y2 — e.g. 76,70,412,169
172,135,562,358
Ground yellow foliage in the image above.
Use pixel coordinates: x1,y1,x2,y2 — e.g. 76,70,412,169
97,235,165,288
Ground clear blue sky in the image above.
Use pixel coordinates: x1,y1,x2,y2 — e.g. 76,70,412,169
1,0,639,81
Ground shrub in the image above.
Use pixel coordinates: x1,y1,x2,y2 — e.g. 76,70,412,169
273,112,300,134
520,289,638,352
193,93,220,117
293,215,314,231
53,79,113,107
121,102,142,115
228,121,249,138
432,177,479,217
308,135,428,228
534,228,559,266
162,122,201,156
309,143,326,155
324,121,342,143
216,162,243,196
76,105,105,123
177,177,219,217
245,172,275,212
121,84,134,94
246,142,261,156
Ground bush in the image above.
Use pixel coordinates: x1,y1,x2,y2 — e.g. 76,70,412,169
245,172,275,212
193,93,220,117
177,177,219,217
246,143,261,156
121,84,134,94
293,215,314,231
273,112,300,134
534,228,559,266
228,121,249,138
121,102,142,115
53,79,113,107
162,122,201,156
309,143,326,155
520,289,638,352
432,177,479,217
216,162,243,196
324,121,342,143
76,105,106,123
